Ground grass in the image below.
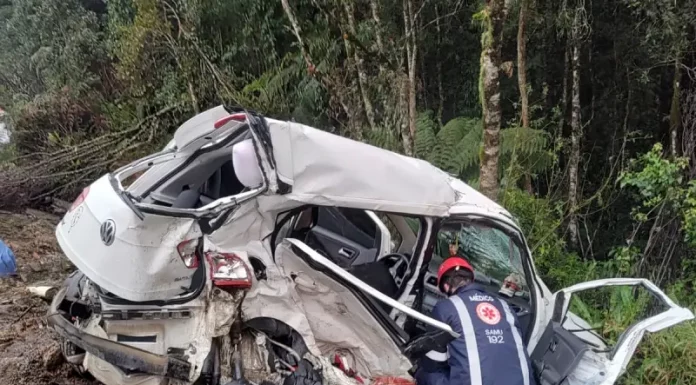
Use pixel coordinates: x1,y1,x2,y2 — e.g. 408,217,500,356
620,320,696,385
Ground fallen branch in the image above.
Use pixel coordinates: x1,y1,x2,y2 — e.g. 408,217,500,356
12,304,35,325
0,103,185,210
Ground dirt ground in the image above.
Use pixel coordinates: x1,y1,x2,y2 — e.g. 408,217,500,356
0,210,99,384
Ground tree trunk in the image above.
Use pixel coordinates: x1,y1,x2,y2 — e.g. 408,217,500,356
282,0,361,140
517,0,529,129
682,90,696,179
369,0,385,54
559,45,570,135
568,39,582,248
435,4,444,125
343,0,377,132
479,0,509,201
402,0,417,154
670,58,681,158
281,0,314,74
400,73,413,155
517,0,532,194
187,81,199,113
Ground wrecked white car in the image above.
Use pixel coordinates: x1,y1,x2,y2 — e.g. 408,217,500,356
48,106,694,385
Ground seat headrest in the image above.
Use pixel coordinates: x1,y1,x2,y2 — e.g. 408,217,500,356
232,139,263,188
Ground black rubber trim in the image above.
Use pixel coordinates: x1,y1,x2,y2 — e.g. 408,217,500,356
117,335,157,343
108,175,145,220
47,289,191,381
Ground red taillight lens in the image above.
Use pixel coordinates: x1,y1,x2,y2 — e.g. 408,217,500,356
214,113,246,129
69,186,90,212
205,252,252,289
177,239,199,269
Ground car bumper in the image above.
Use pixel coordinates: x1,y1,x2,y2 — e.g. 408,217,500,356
46,287,192,381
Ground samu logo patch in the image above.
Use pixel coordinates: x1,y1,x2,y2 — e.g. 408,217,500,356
475,302,501,325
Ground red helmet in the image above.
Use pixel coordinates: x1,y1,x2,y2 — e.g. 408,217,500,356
437,257,474,292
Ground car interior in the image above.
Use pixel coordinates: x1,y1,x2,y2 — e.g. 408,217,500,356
430,221,534,332
142,131,256,209
272,208,535,342
273,207,417,305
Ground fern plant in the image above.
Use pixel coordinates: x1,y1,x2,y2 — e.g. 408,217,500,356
415,111,554,183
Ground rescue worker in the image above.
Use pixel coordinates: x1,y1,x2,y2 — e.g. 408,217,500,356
415,257,536,385
499,273,523,298
448,240,459,258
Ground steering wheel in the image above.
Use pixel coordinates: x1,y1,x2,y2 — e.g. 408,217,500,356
378,253,410,286
507,301,531,317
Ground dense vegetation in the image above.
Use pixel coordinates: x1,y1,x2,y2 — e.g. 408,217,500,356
0,0,695,383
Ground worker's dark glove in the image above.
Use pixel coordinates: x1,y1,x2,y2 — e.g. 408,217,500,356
402,330,453,359
283,359,322,385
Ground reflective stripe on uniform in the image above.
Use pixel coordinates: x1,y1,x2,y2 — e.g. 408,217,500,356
425,350,448,362
499,299,530,385
450,295,483,385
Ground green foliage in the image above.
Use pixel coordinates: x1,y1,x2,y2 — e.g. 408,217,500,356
607,245,642,276
506,185,696,385
416,112,553,185
236,53,329,127
501,126,554,174
0,0,105,105
426,115,482,176
13,90,109,156
364,126,403,154
503,189,595,290
621,322,696,385
414,111,438,159
619,143,696,247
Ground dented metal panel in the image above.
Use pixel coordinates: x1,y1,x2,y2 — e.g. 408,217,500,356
56,175,202,302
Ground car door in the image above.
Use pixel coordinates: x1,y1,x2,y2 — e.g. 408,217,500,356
530,278,694,385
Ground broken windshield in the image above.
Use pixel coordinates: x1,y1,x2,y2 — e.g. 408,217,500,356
431,220,530,299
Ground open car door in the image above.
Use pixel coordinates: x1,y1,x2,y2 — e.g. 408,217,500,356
531,278,694,385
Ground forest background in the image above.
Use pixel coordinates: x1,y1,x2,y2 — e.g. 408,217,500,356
1,0,696,383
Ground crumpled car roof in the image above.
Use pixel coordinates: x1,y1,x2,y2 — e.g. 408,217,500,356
265,118,457,217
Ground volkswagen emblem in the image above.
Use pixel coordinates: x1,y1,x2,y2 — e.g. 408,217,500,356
100,220,116,246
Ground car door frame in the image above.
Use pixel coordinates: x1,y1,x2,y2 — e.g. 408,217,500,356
533,278,694,385
109,115,277,221
443,211,543,343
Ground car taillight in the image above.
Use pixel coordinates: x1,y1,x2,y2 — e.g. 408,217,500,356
214,113,246,129
205,252,252,289
177,239,199,269
69,186,90,212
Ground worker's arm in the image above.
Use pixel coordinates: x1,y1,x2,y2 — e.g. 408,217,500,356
414,302,452,385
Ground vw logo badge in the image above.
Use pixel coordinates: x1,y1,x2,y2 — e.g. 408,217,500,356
100,220,116,246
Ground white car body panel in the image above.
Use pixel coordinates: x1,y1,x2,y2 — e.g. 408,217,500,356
555,278,695,385
265,119,457,216
56,175,202,302
276,240,413,377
